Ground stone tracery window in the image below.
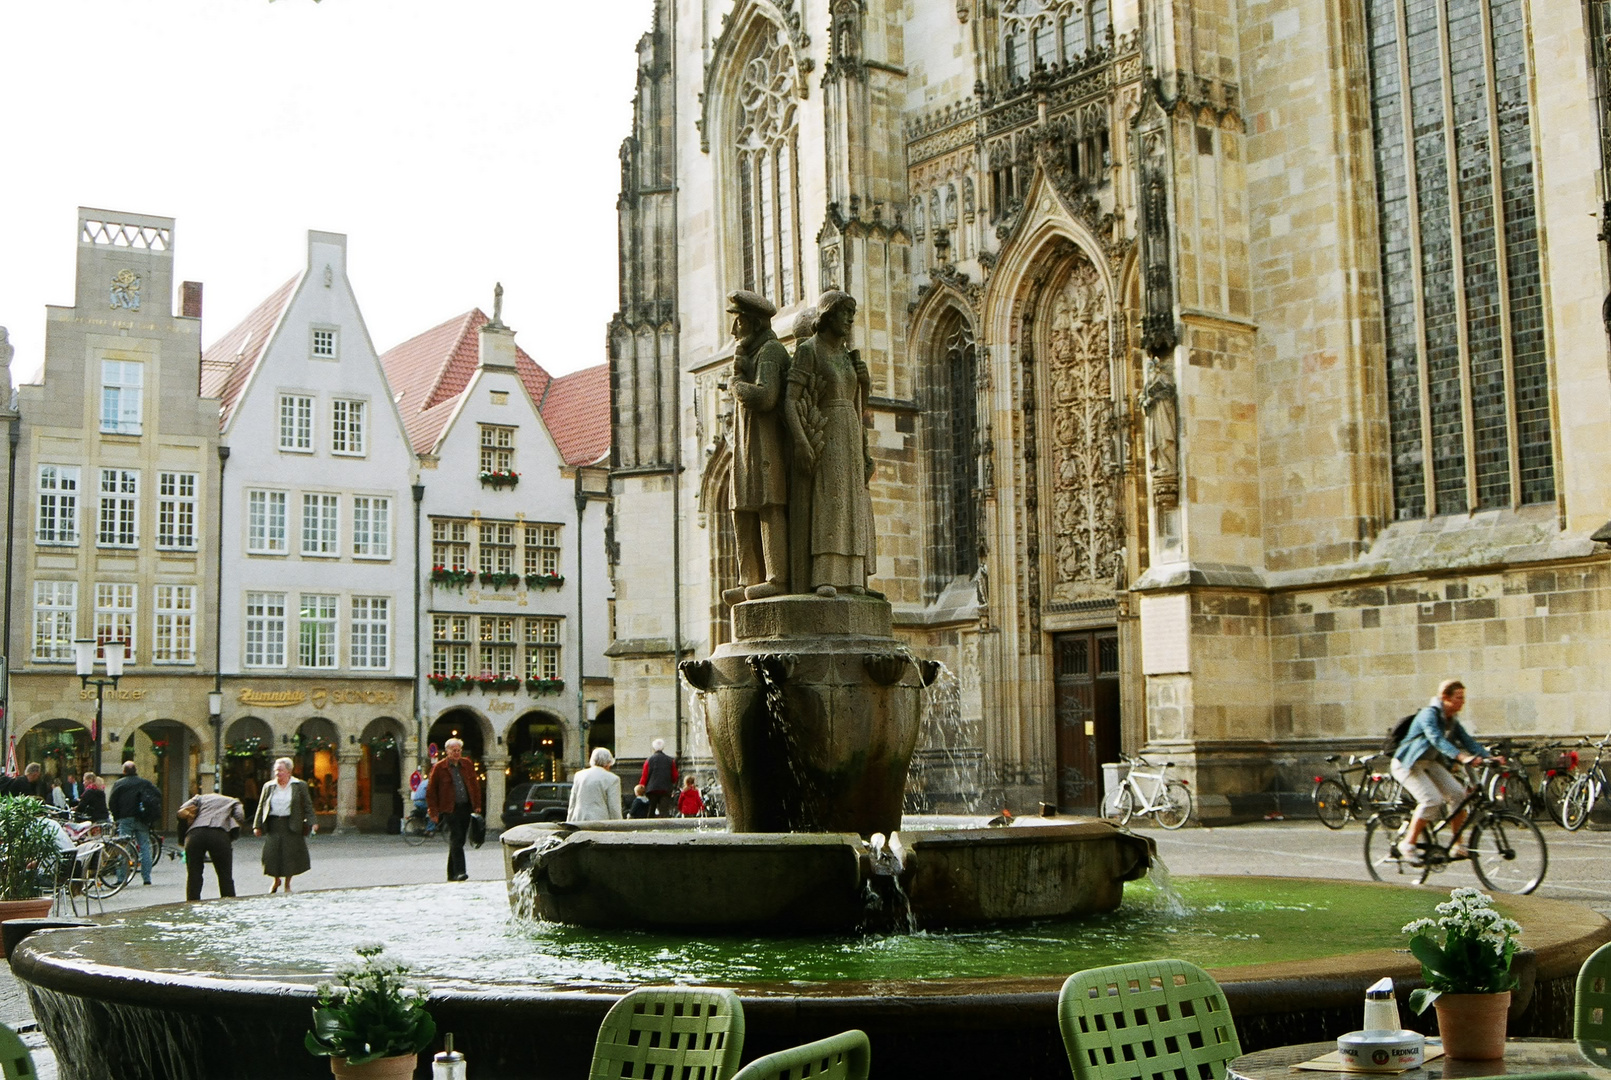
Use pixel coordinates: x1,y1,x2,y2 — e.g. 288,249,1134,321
1001,0,1111,83
924,311,980,596
735,29,803,307
1364,0,1553,518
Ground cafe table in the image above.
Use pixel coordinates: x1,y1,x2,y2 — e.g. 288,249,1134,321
1228,1039,1611,1080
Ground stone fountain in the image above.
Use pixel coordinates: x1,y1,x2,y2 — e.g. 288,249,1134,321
513,288,1151,931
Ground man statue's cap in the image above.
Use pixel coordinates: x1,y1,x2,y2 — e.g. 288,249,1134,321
727,290,777,318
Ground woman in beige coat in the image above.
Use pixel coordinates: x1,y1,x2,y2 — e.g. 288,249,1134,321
252,757,314,893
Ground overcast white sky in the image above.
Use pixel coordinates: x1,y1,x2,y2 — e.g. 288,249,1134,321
1,0,657,383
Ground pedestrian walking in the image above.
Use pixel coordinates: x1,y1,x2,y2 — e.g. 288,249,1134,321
108,761,162,886
178,792,245,901
677,776,705,818
425,738,482,882
639,739,678,817
568,747,624,822
75,773,108,823
252,757,314,893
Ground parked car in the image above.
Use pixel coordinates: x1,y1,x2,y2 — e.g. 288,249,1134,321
503,782,572,828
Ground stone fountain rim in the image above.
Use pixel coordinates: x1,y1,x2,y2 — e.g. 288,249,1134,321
11,877,1606,1023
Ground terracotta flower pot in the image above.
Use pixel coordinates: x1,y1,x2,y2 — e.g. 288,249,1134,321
330,1053,417,1079
0,898,58,958
1433,991,1510,1060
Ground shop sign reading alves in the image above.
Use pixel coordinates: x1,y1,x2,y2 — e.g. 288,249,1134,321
238,687,401,709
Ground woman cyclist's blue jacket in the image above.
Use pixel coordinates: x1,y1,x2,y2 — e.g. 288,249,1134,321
1394,701,1488,769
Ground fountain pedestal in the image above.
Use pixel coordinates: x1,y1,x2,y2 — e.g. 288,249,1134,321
680,594,935,837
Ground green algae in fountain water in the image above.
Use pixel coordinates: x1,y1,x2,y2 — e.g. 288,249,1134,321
117,878,1460,990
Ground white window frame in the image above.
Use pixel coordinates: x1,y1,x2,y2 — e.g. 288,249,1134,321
352,496,391,559
93,582,137,662
31,582,76,662
479,425,515,472
350,596,390,670
36,465,80,546
331,399,366,456
156,471,198,551
97,468,140,548
310,327,338,359
247,489,289,554
245,592,287,668
298,593,339,669
301,493,339,557
279,394,314,453
525,522,562,576
99,359,144,435
153,585,196,665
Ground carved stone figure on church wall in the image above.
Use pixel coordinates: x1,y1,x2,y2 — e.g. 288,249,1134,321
1045,254,1122,599
723,290,792,606
1139,353,1180,511
786,290,876,597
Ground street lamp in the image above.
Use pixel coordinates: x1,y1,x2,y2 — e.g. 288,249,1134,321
74,638,125,775
208,690,224,793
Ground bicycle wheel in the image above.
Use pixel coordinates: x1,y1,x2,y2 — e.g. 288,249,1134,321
402,814,429,846
1313,779,1352,830
1486,771,1534,819
1363,813,1424,884
1563,776,1598,831
1542,773,1574,826
1105,785,1136,826
1469,810,1548,895
90,843,133,898
1155,782,1193,830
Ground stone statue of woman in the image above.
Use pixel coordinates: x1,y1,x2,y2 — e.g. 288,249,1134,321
785,291,876,597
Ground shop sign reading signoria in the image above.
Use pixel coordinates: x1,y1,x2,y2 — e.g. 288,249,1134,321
237,687,402,709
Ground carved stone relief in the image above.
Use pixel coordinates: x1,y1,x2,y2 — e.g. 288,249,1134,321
1044,253,1121,602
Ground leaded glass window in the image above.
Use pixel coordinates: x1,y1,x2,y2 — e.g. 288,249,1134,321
1365,0,1553,519
735,29,803,307
924,311,980,596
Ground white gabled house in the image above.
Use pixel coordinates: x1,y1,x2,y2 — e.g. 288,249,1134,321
202,231,417,832
381,307,612,820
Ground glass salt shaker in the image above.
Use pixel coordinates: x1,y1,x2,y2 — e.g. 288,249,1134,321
433,1033,466,1080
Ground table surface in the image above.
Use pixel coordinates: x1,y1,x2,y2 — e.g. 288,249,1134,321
1228,1039,1611,1080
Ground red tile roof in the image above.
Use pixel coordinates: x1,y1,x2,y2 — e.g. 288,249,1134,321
541,363,611,466
200,275,299,423
379,309,557,456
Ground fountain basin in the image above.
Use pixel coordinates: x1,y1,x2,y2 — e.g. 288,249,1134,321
506,818,1153,929
11,878,1606,1080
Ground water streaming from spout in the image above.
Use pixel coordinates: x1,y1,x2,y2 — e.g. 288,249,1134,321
910,663,988,814
1145,852,1188,917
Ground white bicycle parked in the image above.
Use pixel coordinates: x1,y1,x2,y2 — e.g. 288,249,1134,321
1103,754,1193,830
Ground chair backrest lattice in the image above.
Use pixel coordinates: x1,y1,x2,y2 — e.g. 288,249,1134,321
1576,940,1611,1068
1058,960,1242,1080
729,1030,870,1080
590,986,746,1080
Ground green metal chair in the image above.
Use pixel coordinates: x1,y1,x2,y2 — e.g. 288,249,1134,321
1577,939,1611,1068
589,986,746,1080
0,1022,36,1079
1059,960,1242,1080
729,1030,870,1080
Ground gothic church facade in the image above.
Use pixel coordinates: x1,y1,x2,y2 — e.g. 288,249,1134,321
608,0,1611,814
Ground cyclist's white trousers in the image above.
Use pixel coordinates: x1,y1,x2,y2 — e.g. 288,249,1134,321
1391,757,1465,823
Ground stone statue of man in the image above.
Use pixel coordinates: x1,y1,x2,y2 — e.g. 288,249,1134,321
723,290,791,606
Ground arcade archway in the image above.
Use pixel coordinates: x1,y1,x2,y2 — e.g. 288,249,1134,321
294,717,340,819
222,716,273,805
359,717,407,827
507,712,565,783
18,719,92,787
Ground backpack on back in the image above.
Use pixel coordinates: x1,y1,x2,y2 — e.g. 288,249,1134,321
1382,713,1418,756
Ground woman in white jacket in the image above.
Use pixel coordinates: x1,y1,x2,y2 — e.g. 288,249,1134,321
568,747,624,822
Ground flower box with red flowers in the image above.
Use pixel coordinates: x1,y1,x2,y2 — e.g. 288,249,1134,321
429,567,476,590
479,470,520,490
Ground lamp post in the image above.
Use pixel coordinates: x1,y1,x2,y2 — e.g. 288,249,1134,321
74,639,125,775
208,690,224,793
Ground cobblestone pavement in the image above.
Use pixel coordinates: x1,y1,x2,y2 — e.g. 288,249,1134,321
1,821,1603,1077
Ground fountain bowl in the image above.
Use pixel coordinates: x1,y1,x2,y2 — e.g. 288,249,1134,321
10,879,1607,1080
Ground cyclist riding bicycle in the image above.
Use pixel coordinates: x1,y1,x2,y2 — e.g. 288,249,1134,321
1391,678,1501,866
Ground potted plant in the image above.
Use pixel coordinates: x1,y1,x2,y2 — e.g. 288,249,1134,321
306,943,436,1079
0,795,66,955
1402,887,1522,1060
